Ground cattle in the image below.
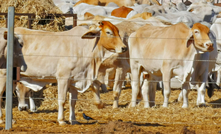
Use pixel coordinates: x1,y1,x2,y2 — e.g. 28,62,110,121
17,18,164,110
128,23,214,108
111,6,134,18
0,28,27,123
155,11,203,27
187,2,221,23
74,0,138,7
10,21,127,125
136,0,161,5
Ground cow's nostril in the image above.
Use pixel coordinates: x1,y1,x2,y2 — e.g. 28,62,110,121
206,43,213,47
122,47,128,52
18,106,28,111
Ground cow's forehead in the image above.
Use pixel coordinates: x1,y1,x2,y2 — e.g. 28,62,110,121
99,21,119,34
192,23,210,34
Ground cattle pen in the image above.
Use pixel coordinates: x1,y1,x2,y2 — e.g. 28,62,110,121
1,2,221,134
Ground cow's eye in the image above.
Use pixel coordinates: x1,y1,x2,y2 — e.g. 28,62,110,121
194,30,199,34
106,31,111,34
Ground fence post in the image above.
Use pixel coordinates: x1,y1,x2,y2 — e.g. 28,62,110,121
73,14,77,27
5,6,15,130
28,14,32,29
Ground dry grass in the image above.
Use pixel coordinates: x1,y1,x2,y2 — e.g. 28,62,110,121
0,0,65,31
0,86,220,133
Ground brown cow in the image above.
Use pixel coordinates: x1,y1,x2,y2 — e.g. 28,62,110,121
111,6,134,18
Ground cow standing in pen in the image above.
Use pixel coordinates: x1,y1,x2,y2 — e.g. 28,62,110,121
0,21,127,125
128,23,214,108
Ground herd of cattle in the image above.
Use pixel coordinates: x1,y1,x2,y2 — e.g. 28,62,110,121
1,0,221,125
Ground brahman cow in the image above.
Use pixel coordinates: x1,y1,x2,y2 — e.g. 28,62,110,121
8,21,127,125
129,23,214,108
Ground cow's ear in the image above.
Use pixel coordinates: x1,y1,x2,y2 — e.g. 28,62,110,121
81,29,100,39
3,31,7,40
186,33,194,48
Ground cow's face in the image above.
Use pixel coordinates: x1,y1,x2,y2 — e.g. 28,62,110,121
16,82,30,111
98,21,127,53
81,21,128,53
3,31,27,72
187,23,214,52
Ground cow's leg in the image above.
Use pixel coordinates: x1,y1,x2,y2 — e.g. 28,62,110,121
69,87,78,125
130,67,140,107
91,81,105,109
28,91,36,112
161,67,171,107
197,83,206,106
57,79,69,125
141,78,150,108
178,90,183,102
113,68,126,108
182,82,190,108
216,70,221,86
97,69,108,93
149,82,156,107
0,76,6,124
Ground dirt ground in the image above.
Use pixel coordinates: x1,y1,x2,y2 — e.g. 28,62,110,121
0,85,220,134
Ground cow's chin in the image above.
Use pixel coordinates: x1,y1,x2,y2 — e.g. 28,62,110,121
197,48,214,54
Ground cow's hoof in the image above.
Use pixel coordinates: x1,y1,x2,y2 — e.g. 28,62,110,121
58,121,67,125
12,119,16,124
182,104,188,108
69,120,78,125
113,101,118,109
144,105,150,108
197,103,206,107
96,102,105,109
162,103,168,107
30,109,37,112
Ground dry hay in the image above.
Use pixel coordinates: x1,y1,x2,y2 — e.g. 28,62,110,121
0,0,65,32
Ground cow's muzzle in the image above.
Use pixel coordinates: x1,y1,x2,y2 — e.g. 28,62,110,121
18,105,28,111
122,47,128,53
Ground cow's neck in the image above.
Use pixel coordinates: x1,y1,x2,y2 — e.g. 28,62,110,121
92,43,115,80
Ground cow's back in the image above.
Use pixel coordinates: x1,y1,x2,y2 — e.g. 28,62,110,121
15,26,96,77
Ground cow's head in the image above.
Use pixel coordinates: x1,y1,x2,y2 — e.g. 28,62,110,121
186,23,214,52
81,21,128,53
3,31,27,72
16,82,31,111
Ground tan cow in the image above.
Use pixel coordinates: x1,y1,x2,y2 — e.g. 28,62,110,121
12,21,127,125
129,23,214,108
